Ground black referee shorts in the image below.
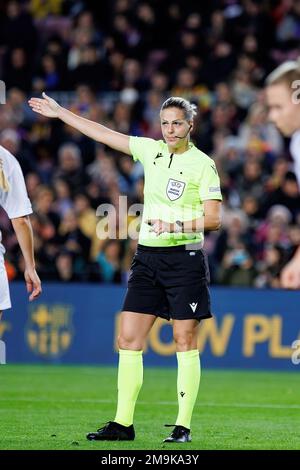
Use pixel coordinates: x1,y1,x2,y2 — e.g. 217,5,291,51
122,244,212,322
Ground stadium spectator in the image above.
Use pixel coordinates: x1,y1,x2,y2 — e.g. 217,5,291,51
254,244,287,288
2,48,32,93
55,249,80,282
52,178,73,218
0,0,37,58
57,208,91,267
73,191,99,259
54,142,90,195
218,242,256,286
96,239,122,283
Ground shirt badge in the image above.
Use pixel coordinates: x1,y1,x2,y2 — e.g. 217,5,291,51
166,178,186,201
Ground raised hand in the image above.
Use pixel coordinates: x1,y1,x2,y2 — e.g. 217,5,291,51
28,92,60,118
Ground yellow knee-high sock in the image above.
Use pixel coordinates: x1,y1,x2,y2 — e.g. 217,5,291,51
114,349,143,427
175,349,201,429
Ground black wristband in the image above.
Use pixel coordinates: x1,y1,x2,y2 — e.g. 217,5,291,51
175,220,184,232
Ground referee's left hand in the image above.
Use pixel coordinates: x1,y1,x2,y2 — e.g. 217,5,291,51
146,219,173,235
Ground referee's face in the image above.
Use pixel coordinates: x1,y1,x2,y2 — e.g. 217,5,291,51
266,83,300,137
160,107,192,153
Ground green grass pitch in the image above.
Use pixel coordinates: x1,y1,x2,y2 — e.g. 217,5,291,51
0,365,299,450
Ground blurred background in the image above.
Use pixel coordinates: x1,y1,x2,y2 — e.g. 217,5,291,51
1,0,300,289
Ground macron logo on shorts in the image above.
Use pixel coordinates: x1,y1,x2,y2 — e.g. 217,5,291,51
189,302,198,313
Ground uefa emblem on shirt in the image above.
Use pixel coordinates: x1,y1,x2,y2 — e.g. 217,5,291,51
166,178,186,201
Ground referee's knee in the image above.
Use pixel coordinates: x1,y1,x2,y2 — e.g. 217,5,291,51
117,334,143,351
173,331,195,351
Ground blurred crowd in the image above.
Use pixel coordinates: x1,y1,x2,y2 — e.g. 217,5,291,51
0,0,300,287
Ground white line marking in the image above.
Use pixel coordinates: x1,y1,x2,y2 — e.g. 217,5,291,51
0,398,299,409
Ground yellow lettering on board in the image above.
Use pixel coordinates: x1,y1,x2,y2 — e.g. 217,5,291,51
243,315,271,357
197,315,235,356
0,321,11,339
269,315,293,358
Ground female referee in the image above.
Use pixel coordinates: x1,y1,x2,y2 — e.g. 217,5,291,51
28,94,222,443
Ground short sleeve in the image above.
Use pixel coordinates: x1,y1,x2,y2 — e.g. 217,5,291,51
1,160,32,219
129,136,159,165
199,160,222,201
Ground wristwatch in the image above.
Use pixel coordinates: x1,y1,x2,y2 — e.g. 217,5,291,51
174,220,184,233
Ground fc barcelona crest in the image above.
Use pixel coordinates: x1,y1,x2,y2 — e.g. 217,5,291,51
26,304,74,358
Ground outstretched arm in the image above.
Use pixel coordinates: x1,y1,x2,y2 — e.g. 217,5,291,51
11,216,42,301
28,92,131,155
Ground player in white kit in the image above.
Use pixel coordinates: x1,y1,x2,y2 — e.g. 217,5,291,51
0,145,41,328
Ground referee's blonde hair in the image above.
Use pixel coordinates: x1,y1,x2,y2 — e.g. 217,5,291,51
160,97,197,121
0,159,9,192
265,56,300,88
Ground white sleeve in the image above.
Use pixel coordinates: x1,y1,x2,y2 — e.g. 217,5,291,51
1,159,32,219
